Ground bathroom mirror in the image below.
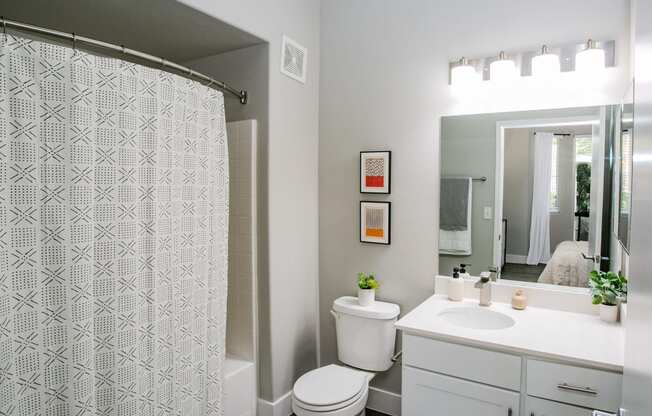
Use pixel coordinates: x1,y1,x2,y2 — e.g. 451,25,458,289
617,85,634,253
439,105,621,287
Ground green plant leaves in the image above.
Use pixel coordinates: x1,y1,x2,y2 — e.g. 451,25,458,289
357,272,379,290
588,270,627,306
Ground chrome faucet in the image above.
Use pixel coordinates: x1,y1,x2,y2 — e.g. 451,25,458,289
474,272,492,306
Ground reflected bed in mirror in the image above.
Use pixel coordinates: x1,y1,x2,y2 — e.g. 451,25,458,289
439,105,626,287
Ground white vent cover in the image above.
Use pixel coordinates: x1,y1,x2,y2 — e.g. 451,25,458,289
281,35,307,83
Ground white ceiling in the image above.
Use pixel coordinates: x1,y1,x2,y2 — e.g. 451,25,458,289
0,0,263,62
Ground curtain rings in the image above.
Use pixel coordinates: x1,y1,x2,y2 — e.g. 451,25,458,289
71,32,76,54
1,17,7,37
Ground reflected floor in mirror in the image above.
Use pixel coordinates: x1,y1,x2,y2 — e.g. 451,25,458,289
501,263,546,283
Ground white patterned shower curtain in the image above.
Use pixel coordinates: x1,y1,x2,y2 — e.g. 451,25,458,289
0,34,229,416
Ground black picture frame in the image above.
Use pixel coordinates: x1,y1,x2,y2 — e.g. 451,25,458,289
359,201,391,245
360,151,391,194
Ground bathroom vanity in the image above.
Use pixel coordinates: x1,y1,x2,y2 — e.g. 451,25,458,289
396,295,624,416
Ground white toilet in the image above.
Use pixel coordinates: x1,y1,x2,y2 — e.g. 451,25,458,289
292,296,400,416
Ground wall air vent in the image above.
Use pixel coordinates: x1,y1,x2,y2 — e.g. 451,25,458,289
281,35,307,83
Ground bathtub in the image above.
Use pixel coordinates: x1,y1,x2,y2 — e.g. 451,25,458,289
224,356,256,416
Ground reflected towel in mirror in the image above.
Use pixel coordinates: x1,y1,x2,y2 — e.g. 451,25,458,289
440,177,472,255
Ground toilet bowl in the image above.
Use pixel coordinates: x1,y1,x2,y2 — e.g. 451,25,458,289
292,364,371,416
292,297,400,416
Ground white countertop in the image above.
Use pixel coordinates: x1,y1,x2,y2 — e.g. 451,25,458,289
395,295,624,372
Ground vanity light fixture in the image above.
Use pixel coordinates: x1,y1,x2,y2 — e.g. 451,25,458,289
575,39,605,73
490,51,517,83
451,57,478,86
531,45,560,78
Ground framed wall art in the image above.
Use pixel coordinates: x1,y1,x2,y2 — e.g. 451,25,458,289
360,201,391,245
360,151,391,194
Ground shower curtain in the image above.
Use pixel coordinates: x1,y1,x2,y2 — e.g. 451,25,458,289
526,132,553,265
0,34,229,416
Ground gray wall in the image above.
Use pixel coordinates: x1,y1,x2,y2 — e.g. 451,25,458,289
181,0,321,403
320,0,630,396
503,129,533,258
623,0,652,413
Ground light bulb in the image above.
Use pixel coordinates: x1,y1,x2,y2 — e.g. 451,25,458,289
451,57,479,86
576,39,605,73
532,45,560,78
490,51,517,83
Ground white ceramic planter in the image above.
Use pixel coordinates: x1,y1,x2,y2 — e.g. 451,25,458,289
599,304,619,323
358,288,375,306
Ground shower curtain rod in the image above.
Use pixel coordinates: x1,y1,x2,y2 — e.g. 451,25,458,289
0,17,248,105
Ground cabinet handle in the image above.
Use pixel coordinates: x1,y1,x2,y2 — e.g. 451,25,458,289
508,408,512,416
557,382,598,395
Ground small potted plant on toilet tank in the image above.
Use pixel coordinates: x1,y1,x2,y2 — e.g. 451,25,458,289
589,270,628,323
357,272,379,306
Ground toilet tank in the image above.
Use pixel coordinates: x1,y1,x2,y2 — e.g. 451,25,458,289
332,296,400,371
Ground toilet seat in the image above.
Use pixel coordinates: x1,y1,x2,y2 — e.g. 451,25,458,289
292,365,370,415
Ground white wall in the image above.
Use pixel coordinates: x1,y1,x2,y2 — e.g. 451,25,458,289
179,0,321,405
319,0,630,397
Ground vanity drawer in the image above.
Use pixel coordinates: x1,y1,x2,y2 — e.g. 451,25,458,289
526,359,622,412
403,334,521,390
526,396,594,416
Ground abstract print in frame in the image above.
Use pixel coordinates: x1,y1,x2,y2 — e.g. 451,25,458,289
360,151,391,193
360,201,391,245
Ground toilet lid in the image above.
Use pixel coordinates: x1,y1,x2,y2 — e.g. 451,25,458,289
293,365,368,407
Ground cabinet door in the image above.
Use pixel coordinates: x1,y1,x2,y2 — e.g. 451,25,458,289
403,366,519,416
526,396,594,416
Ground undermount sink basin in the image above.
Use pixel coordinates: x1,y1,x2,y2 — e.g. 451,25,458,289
437,307,516,330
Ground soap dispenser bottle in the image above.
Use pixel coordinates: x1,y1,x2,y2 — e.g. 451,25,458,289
459,264,471,280
448,267,464,301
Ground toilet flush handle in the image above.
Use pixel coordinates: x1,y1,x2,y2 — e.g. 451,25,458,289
330,310,338,320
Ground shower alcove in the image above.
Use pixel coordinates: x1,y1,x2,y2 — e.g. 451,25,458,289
1,1,268,416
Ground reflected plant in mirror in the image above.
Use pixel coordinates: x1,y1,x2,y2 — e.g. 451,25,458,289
589,270,627,306
439,105,628,289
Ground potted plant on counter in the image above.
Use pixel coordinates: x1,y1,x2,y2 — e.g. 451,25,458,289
357,272,379,306
589,270,628,323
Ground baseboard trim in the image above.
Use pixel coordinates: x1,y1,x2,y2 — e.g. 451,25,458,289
505,254,527,264
367,386,401,416
257,391,293,416
257,385,401,416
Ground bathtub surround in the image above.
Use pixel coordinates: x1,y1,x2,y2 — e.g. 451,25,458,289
319,0,630,404
226,120,258,361
224,120,258,415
